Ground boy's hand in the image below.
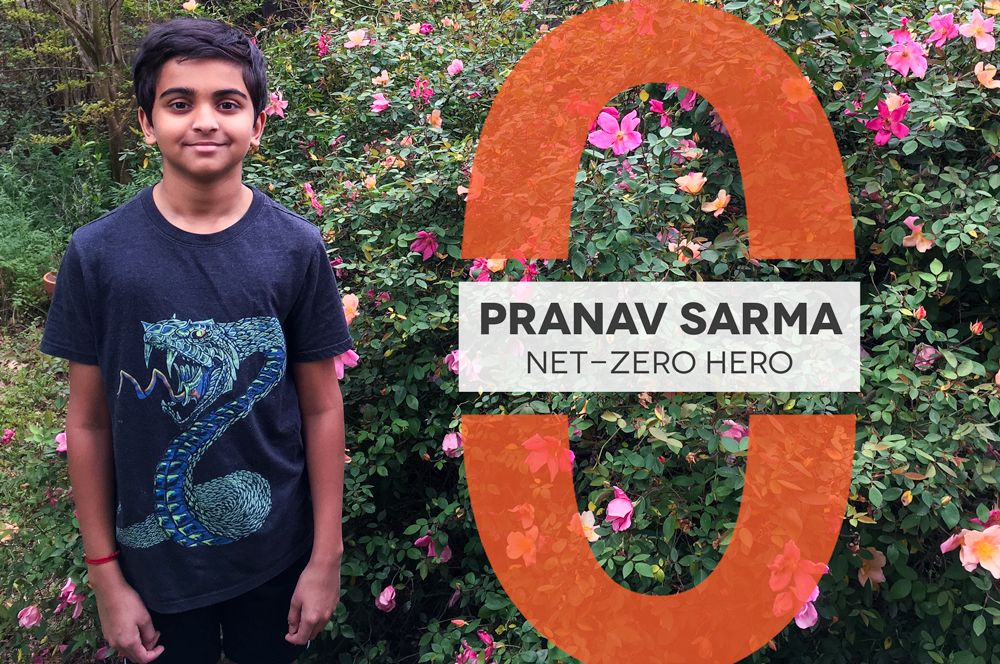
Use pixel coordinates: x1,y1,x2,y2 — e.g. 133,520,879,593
286,558,342,645
92,573,164,663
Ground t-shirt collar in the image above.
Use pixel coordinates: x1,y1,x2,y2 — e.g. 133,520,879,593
141,183,264,246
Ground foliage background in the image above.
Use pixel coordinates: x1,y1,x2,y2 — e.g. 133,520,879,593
2,0,1000,662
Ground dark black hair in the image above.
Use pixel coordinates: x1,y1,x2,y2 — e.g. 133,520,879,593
132,18,268,126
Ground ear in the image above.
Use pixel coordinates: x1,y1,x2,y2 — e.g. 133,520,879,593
250,110,267,147
138,107,157,146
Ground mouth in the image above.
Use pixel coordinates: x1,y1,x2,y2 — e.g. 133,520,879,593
143,342,212,413
188,142,226,152
165,349,210,407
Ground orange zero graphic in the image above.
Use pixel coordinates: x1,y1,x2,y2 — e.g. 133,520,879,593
461,1,856,662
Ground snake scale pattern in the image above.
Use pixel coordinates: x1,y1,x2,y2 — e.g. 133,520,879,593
115,315,286,548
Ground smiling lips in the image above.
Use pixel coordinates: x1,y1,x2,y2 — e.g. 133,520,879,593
189,142,225,152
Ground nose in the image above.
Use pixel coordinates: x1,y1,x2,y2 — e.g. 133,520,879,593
191,102,219,133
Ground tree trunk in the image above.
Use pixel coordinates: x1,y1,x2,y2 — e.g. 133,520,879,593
38,0,133,184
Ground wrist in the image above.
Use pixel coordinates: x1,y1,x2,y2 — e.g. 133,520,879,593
309,545,344,567
86,560,128,593
85,549,120,565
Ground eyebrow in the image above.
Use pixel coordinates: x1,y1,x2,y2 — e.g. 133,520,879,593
159,87,249,100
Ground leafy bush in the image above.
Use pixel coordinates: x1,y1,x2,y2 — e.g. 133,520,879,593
0,137,123,324
4,0,1000,662
0,174,63,325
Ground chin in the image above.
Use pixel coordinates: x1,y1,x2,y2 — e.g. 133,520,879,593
176,163,243,181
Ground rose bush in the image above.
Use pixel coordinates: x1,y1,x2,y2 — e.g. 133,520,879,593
4,0,1000,661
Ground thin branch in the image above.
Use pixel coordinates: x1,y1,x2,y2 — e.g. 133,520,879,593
35,0,95,52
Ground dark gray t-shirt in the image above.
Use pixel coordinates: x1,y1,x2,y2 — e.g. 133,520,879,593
40,184,354,613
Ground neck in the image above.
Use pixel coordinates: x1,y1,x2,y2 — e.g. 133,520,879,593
155,163,249,226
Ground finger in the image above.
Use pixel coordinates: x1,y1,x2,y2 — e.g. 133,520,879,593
133,644,166,663
286,597,302,638
138,615,159,648
292,615,317,644
285,628,309,645
121,630,165,664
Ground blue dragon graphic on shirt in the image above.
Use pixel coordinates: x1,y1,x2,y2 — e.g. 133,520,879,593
115,315,286,548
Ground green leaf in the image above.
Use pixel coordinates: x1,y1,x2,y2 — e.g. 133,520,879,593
902,140,918,155
713,232,738,248
957,360,974,377
945,236,961,253
484,593,506,610
977,503,991,523
974,615,986,635
663,515,677,541
571,251,587,277
944,140,965,152
680,403,698,418
720,435,741,454
616,207,631,225
648,426,671,441
929,258,943,275
941,501,961,529
951,651,975,664
634,562,655,577
983,129,998,147
869,486,883,508
889,578,911,600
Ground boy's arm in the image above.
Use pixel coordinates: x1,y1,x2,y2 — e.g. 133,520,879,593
66,361,117,563
66,362,163,663
286,357,346,645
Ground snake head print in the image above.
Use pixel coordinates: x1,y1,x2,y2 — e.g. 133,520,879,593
129,315,241,428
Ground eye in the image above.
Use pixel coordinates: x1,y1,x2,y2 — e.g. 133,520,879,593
220,101,239,111
169,101,189,110
194,329,206,338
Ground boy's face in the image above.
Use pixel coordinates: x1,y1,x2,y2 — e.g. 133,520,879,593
138,57,266,183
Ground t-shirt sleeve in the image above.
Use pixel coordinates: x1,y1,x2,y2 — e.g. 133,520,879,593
284,232,355,363
39,238,100,365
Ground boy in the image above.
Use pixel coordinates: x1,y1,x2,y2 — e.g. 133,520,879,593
39,17,353,664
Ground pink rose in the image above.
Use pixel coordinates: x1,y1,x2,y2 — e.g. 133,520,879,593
415,533,451,561
719,420,748,440
370,92,390,113
604,486,634,532
18,605,42,628
794,584,821,628
443,432,463,458
333,349,360,380
375,586,396,612
913,344,942,371
410,231,439,261
477,630,495,659
445,349,461,374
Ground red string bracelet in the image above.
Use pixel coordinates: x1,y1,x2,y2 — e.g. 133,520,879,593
85,550,120,565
